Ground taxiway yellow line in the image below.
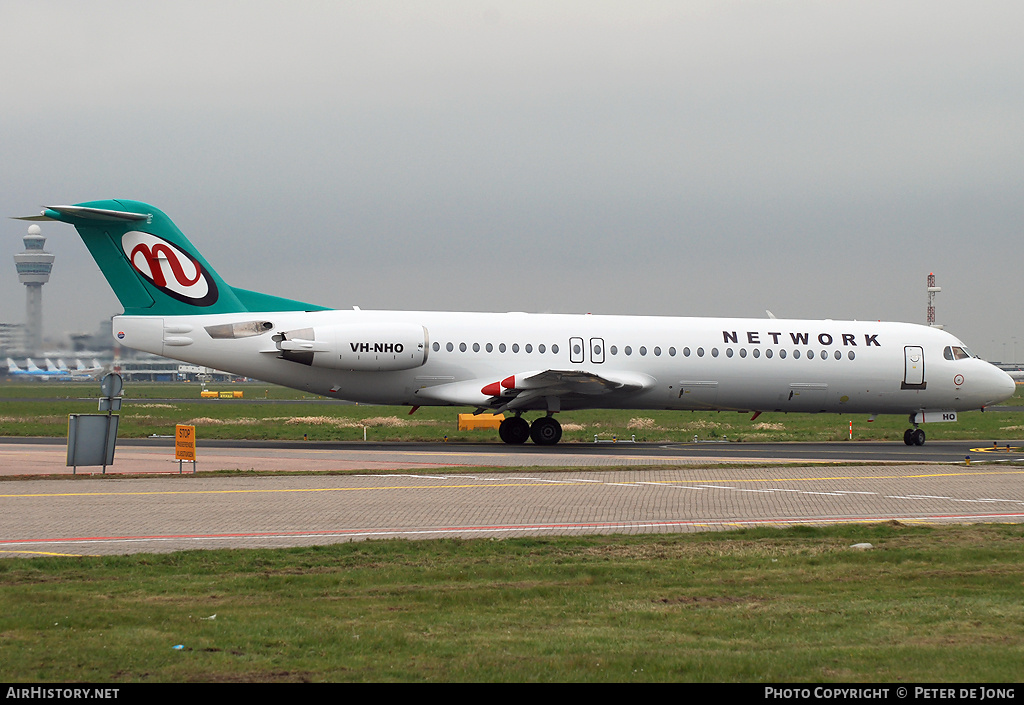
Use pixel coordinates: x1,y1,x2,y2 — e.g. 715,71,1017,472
0,549,100,557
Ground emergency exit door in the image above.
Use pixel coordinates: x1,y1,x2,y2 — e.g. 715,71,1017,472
569,337,605,364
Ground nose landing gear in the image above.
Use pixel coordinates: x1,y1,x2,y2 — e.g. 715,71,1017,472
903,427,926,446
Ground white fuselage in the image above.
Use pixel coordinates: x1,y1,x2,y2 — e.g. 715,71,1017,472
112,309,1015,416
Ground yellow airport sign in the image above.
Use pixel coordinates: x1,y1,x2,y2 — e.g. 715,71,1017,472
175,424,196,461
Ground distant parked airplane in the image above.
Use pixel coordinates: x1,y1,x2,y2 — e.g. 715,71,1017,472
5,358,27,376
6,358,72,380
71,358,105,379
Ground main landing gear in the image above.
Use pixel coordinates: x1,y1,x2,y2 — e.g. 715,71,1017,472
903,427,926,446
498,414,563,446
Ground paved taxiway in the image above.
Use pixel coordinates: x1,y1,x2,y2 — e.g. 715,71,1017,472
3,436,1022,474
2,438,1023,556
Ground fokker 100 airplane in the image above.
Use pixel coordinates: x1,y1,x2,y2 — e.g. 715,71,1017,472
18,200,1016,446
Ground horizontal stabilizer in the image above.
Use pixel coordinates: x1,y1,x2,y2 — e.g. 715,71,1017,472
17,205,151,223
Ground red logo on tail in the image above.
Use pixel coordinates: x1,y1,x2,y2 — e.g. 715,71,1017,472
129,243,202,289
121,231,218,306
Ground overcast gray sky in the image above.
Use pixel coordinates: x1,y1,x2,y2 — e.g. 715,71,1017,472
3,1,1023,360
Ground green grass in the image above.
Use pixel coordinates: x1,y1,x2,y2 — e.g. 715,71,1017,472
1,381,1023,443
1,524,1023,682
4,383,1023,682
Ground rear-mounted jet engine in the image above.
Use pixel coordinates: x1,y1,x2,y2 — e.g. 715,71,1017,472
274,323,428,371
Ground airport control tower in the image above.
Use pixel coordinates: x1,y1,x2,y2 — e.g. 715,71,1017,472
14,224,54,355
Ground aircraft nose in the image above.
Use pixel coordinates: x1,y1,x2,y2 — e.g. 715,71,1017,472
998,368,1017,401
983,365,1017,406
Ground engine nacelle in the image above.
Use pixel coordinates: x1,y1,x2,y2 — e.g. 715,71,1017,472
276,323,429,371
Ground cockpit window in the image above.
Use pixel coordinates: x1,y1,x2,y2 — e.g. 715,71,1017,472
944,346,972,360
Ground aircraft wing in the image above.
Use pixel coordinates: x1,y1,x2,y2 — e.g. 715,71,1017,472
414,369,655,411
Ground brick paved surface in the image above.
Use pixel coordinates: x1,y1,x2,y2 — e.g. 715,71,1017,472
2,462,1023,556
0,441,827,477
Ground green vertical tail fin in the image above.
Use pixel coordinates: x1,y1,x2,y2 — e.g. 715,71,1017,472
23,199,326,316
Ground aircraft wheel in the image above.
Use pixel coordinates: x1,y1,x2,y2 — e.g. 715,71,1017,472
903,429,914,446
912,428,926,446
499,416,530,445
530,416,563,446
